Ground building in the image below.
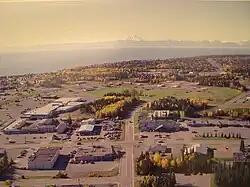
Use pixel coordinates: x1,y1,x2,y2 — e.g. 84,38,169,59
23,103,61,119
74,146,118,162
81,118,96,125
28,147,60,170
148,144,171,155
3,118,27,134
54,97,83,105
150,110,184,120
184,144,207,155
77,124,100,135
139,120,188,132
55,102,84,113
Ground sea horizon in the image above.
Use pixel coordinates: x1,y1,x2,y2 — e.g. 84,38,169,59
1,47,250,76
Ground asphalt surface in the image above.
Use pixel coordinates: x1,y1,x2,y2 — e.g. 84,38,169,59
120,106,143,187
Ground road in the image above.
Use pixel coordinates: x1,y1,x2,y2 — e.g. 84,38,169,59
10,177,119,187
120,106,143,187
206,58,223,72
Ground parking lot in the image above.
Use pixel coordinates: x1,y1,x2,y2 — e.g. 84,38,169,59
135,125,250,159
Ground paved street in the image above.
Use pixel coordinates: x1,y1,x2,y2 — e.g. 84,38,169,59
120,106,142,187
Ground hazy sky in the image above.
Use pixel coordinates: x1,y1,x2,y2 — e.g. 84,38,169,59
0,0,250,50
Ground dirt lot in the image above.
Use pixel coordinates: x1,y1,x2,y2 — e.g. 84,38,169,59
66,161,120,178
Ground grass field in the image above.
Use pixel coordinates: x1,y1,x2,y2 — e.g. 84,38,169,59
142,87,241,104
83,86,134,98
82,86,241,105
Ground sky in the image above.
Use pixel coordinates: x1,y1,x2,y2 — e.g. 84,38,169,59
0,0,250,51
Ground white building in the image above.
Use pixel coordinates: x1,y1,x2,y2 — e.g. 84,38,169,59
28,147,60,170
3,118,27,134
24,103,61,119
184,144,207,155
77,124,95,135
81,118,95,125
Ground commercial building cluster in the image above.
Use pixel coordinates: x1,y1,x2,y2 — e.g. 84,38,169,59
3,97,86,134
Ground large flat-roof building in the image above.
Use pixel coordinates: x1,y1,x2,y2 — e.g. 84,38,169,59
74,146,118,162
139,120,188,132
77,124,101,136
148,144,172,155
23,103,61,119
28,147,60,170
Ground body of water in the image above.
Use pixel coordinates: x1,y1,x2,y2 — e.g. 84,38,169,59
1,47,250,76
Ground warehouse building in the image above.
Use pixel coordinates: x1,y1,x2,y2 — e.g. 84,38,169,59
3,118,27,134
139,120,188,132
74,146,118,162
23,103,61,119
4,119,66,134
28,147,60,170
148,144,171,155
77,124,101,136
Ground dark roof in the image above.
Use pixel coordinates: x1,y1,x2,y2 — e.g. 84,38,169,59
148,144,171,154
139,120,180,132
29,147,60,162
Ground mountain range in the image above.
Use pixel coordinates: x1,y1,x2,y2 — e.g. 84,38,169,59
19,36,250,52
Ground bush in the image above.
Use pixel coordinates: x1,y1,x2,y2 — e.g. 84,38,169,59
4,180,12,185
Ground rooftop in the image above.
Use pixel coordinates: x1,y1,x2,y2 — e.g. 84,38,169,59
75,147,113,157
4,118,27,131
54,97,82,104
24,103,60,116
29,147,60,163
78,124,95,132
148,144,171,154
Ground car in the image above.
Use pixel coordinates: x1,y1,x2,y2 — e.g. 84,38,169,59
77,142,82,145
158,140,164,143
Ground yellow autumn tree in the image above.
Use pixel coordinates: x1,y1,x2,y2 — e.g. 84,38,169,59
153,152,161,163
170,159,175,167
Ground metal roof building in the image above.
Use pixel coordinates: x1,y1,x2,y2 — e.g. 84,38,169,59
77,124,95,133
28,147,60,170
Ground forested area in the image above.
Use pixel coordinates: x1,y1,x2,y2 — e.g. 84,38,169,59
138,174,176,187
136,149,214,176
148,96,208,117
0,154,14,177
202,108,250,120
214,162,250,187
81,89,140,118
188,75,246,91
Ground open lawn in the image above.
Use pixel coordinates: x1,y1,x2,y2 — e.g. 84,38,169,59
82,86,134,98
81,86,240,105
142,87,241,105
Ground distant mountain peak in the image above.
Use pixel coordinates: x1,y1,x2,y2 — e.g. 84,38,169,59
125,34,144,41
